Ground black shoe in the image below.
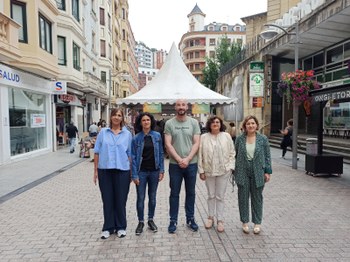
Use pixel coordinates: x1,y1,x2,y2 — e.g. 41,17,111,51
186,218,199,232
135,222,144,235
147,220,158,233
168,221,177,234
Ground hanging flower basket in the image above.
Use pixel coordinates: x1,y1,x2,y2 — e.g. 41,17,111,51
277,70,320,104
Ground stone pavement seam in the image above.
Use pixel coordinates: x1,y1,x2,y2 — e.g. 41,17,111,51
0,158,86,205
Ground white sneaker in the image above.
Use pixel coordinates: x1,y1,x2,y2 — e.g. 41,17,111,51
101,230,110,239
117,229,126,238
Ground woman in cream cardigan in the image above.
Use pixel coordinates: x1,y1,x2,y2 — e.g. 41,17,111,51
198,116,235,232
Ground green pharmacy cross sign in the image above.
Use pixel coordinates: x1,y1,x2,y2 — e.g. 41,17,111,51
249,61,264,72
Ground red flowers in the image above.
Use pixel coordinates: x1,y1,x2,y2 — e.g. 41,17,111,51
277,70,320,104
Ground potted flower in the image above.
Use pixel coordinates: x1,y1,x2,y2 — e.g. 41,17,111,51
277,70,320,104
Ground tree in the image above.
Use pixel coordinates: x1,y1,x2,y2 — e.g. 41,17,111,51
201,36,242,91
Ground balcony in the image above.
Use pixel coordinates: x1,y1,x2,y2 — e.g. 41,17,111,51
182,44,205,54
0,13,21,62
83,72,107,96
184,57,206,64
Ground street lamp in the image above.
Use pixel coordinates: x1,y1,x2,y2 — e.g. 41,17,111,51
232,97,239,136
260,22,300,169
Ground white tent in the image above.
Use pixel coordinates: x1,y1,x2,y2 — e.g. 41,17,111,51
117,43,233,105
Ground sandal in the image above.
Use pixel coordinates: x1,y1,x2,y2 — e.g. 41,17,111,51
204,217,214,229
253,224,261,234
217,221,224,232
242,223,249,234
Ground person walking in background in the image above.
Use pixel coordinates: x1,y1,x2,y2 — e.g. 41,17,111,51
234,115,272,234
131,112,164,236
198,116,235,233
93,108,132,239
280,119,293,159
66,121,79,153
89,122,99,137
229,122,236,143
164,99,201,233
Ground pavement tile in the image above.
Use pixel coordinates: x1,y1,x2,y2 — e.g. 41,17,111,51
1,148,350,261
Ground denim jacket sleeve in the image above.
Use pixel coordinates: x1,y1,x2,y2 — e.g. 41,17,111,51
131,134,140,180
157,132,165,173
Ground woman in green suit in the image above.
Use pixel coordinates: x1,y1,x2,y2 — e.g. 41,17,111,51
235,115,272,234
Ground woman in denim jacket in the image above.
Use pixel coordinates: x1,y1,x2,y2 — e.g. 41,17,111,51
131,112,164,235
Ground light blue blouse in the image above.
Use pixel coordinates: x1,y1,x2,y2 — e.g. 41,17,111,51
94,126,132,170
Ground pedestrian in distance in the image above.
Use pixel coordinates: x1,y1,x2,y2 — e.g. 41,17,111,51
131,112,165,236
89,121,99,137
279,119,293,159
66,121,79,153
93,108,132,239
164,99,201,233
234,115,272,234
229,122,236,143
198,116,235,233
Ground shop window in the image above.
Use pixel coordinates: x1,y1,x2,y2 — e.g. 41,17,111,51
8,88,47,156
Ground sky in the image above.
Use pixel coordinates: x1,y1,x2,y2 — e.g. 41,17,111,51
128,0,268,51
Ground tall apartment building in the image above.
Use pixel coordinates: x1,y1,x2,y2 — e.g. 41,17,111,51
178,4,246,81
135,42,154,68
154,49,167,69
0,0,137,166
134,42,167,89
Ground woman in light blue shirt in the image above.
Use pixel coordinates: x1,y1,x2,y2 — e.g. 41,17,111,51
93,108,132,239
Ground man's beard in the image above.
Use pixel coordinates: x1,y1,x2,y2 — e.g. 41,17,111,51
177,110,186,116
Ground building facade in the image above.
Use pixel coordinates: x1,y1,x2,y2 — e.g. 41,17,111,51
216,0,350,139
0,0,137,165
178,4,246,81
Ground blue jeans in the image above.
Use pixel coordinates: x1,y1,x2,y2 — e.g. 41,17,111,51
169,163,198,222
136,170,160,221
69,137,77,152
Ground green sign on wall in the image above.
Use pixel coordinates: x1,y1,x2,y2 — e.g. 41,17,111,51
250,61,264,72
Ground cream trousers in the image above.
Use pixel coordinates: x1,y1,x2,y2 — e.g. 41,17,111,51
205,171,230,221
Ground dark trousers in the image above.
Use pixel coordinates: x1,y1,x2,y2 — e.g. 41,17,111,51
98,169,130,232
169,163,197,222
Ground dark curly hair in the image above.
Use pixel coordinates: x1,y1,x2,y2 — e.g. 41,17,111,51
205,116,226,133
134,112,156,134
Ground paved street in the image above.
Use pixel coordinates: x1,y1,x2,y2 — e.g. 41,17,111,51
0,148,350,261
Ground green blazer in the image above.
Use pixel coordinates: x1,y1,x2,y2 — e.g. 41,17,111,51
234,132,272,188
